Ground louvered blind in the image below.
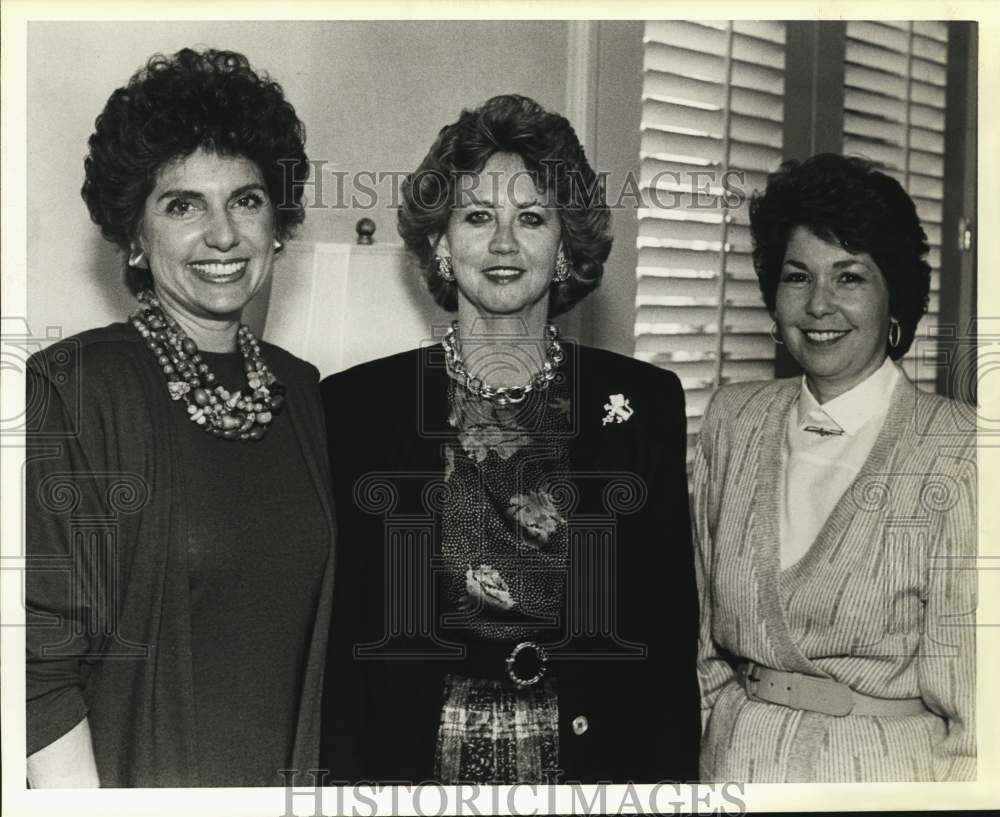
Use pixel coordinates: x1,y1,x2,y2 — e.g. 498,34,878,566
637,20,786,461
843,21,948,392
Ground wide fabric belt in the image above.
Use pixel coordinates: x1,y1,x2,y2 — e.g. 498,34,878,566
737,661,927,717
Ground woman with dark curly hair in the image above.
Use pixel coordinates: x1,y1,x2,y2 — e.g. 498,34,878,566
320,94,698,784
25,48,335,787
694,153,976,781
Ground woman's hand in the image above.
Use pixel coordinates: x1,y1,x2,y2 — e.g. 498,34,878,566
26,716,100,788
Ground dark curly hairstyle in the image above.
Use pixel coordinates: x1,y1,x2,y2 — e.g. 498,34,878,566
398,94,612,318
749,153,931,360
81,48,308,294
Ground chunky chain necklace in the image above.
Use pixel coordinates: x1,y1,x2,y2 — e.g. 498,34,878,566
130,290,286,441
442,320,565,407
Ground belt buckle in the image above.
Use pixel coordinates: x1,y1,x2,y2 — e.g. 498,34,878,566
506,641,548,689
740,661,761,700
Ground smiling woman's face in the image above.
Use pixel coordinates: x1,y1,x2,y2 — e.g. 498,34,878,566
775,225,891,402
438,152,561,325
137,147,276,327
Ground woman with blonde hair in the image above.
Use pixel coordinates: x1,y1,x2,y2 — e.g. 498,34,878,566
320,94,699,784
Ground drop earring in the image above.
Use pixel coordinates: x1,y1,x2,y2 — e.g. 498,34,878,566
435,254,455,283
553,248,570,283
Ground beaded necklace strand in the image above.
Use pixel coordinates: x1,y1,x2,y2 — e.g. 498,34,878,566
130,290,285,441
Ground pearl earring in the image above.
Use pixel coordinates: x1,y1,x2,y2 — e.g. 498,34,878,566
128,248,147,268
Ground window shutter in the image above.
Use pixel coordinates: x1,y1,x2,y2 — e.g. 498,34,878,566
843,21,949,392
637,21,786,462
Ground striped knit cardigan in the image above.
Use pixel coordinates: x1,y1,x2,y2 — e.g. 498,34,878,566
693,370,977,782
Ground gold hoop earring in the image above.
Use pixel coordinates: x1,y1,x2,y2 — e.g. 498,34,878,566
888,318,901,349
769,321,784,345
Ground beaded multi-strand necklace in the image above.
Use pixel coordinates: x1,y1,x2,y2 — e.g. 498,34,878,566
130,290,285,441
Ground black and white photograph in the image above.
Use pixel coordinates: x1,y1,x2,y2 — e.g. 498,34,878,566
1,2,996,815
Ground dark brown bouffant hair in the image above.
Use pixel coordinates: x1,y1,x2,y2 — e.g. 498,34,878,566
398,94,612,318
81,48,308,294
749,153,931,360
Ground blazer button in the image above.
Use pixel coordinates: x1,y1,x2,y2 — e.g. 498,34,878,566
571,715,588,735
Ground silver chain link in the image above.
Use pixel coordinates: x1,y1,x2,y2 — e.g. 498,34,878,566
442,321,565,407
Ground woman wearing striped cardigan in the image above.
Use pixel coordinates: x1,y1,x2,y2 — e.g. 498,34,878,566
694,154,976,782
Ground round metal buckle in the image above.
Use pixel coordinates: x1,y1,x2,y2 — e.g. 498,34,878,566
506,641,548,689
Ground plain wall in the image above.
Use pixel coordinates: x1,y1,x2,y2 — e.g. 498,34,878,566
582,20,646,355
25,20,572,342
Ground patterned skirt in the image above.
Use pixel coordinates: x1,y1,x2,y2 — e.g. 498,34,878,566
434,673,560,784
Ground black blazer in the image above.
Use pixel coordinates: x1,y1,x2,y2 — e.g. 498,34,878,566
319,343,698,784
